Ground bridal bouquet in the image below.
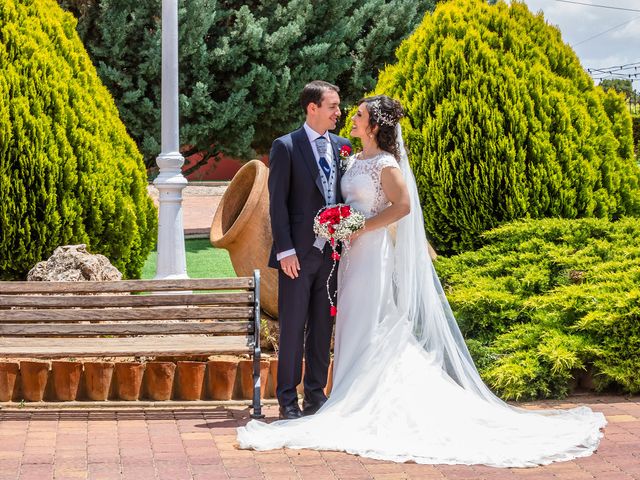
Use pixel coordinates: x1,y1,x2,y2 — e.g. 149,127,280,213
313,204,365,316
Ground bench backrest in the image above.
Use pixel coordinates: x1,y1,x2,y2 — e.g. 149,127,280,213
0,276,258,341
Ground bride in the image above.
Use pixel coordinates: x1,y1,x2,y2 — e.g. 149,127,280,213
237,95,606,467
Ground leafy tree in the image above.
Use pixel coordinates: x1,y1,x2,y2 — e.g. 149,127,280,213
599,79,636,100
58,0,435,167
0,0,157,280
347,0,640,254
437,217,640,400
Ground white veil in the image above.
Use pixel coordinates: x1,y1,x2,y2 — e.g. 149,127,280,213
392,123,506,406
393,124,590,414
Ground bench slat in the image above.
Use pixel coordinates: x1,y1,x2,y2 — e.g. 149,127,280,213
0,278,253,294
0,306,253,322
0,322,252,336
0,292,254,308
0,335,252,358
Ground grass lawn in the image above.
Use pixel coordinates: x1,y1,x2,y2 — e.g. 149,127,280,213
141,238,236,279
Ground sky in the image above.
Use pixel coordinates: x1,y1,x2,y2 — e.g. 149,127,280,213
518,0,640,89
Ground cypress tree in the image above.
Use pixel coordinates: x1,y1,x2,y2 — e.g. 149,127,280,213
58,0,435,166
0,0,157,280
360,0,640,253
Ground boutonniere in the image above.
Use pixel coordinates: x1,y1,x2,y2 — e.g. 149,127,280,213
339,145,352,173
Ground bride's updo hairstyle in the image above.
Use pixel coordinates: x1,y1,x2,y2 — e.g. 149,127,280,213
360,95,404,159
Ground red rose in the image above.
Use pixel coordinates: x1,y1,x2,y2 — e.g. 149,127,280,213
340,145,352,157
339,205,351,218
319,206,342,225
319,208,337,224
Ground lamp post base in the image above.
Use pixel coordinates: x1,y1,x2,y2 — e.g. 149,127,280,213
154,153,188,280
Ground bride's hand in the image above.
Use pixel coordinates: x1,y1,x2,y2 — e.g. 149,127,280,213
350,224,367,242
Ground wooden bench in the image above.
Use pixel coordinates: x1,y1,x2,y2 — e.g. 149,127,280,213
0,271,264,417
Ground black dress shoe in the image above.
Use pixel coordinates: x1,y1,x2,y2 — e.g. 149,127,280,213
302,398,326,416
278,403,302,420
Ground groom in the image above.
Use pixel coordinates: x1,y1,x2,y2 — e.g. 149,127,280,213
268,80,352,419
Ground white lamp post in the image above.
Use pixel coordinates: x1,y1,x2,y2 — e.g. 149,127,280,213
154,0,188,280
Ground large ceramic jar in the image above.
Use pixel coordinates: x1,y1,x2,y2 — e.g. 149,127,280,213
210,160,278,318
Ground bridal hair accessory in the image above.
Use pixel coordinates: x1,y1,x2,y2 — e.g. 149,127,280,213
369,99,398,127
313,204,366,316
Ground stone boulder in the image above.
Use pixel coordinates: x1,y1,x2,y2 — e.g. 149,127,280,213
27,244,122,281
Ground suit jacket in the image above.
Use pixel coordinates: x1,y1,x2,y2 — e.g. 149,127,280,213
268,127,352,268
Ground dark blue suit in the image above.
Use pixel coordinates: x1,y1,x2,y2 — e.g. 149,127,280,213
268,126,351,408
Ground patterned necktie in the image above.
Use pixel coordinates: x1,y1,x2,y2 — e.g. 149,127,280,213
315,137,331,180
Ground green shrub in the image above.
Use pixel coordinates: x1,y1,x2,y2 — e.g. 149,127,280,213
344,0,640,254
436,217,640,400
0,0,157,279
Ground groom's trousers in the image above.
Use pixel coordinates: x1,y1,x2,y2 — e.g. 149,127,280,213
276,245,337,408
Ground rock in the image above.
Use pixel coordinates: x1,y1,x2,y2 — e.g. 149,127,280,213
27,244,122,281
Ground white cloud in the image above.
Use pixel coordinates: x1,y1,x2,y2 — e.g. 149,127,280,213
612,18,640,40
517,0,640,88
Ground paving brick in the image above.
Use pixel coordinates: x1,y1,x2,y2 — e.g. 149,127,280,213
193,474,230,480
225,466,264,478
53,467,87,479
21,453,55,464
120,457,154,468
121,466,157,480
289,455,326,467
222,458,260,469
262,475,298,480
0,468,21,480
86,462,122,480
190,464,228,475
18,463,54,480
186,453,223,465
258,464,298,475
366,463,412,474
156,467,193,480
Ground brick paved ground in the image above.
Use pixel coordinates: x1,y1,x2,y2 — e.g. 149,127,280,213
0,395,638,480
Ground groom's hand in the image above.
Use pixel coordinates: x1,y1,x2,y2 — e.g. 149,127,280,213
280,254,300,279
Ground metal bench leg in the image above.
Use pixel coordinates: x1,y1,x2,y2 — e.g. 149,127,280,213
250,269,265,419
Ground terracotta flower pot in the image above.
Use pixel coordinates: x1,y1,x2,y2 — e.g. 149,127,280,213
20,361,49,402
324,359,334,396
206,359,238,400
176,361,206,401
144,362,176,401
51,361,82,401
210,160,279,317
266,358,278,399
0,362,19,402
238,359,270,400
83,362,114,401
114,362,145,401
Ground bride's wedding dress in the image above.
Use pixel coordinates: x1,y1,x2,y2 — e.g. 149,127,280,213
237,133,606,467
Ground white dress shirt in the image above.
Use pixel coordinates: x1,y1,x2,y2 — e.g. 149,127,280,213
277,123,336,261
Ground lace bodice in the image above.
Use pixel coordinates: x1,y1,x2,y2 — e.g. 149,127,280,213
341,152,400,218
